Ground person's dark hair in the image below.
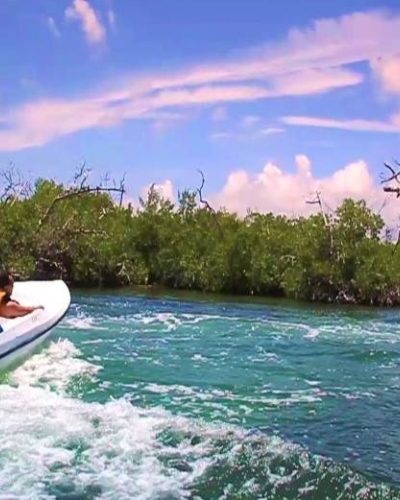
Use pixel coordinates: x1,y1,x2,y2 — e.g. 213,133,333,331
0,270,12,289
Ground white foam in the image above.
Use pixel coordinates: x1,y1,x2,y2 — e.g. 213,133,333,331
145,383,196,396
0,371,313,500
304,327,320,339
136,312,183,331
242,388,327,407
0,378,385,499
132,311,239,331
191,353,207,362
10,339,100,392
0,387,190,498
63,315,105,331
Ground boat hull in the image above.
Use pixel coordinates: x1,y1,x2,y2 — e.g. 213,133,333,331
0,280,71,371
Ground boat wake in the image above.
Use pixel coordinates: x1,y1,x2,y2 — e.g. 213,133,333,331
0,340,397,499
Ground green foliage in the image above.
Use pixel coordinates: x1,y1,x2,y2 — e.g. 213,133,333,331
1,182,400,305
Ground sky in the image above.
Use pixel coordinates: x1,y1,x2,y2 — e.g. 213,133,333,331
1,0,400,219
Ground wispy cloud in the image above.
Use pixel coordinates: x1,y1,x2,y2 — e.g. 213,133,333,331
47,17,61,38
241,115,261,128
211,107,227,121
259,127,285,136
211,126,285,141
371,55,400,95
1,10,400,151
282,115,400,133
65,0,106,45
107,9,116,30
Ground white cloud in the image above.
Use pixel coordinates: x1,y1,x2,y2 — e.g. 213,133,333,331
107,9,116,29
210,132,232,141
140,180,175,204
241,115,261,128
371,55,400,94
212,155,399,224
150,111,188,133
1,10,400,150
259,127,285,136
134,156,400,225
65,0,106,45
282,115,400,133
148,10,400,89
211,126,285,141
269,67,363,96
47,17,61,38
391,112,400,127
211,107,227,121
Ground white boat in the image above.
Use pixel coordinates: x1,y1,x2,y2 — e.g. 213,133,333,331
0,280,71,370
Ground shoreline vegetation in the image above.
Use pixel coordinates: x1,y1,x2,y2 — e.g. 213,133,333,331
2,167,400,307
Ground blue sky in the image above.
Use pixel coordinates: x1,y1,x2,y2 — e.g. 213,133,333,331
0,0,400,214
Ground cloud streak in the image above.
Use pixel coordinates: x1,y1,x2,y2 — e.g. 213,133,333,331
371,55,400,95
47,17,61,38
1,10,400,151
65,0,106,45
282,115,400,133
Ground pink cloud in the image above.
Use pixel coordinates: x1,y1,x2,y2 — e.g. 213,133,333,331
268,68,363,96
212,156,398,224
371,55,400,94
1,10,400,150
148,10,400,90
282,115,400,133
211,107,228,121
65,0,106,45
138,156,400,225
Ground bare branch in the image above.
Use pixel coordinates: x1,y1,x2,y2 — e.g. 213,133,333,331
0,164,32,203
383,186,400,198
196,169,224,238
306,191,329,227
392,230,400,255
39,186,125,226
119,173,126,207
197,169,214,212
100,171,111,188
381,162,400,185
72,161,91,189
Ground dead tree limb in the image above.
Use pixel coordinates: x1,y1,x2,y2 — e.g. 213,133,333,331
306,191,329,227
197,169,214,212
72,161,91,189
380,160,400,252
381,161,400,197
0,165,32,203
39,186,125,226
381,162,400,185
306,190,334,255
118,173,126,207
196,169,223,237
383,186,400,198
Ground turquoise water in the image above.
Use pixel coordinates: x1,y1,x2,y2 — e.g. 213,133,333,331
1,292,400,498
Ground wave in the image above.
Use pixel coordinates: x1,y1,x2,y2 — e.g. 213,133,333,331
9,339,101,392
63,315,106,331
0,387,395,499
0,342,397,499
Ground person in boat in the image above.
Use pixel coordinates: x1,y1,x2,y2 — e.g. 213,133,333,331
0,271,44,318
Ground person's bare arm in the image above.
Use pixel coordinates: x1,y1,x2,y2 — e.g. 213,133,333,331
0,302,43,319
